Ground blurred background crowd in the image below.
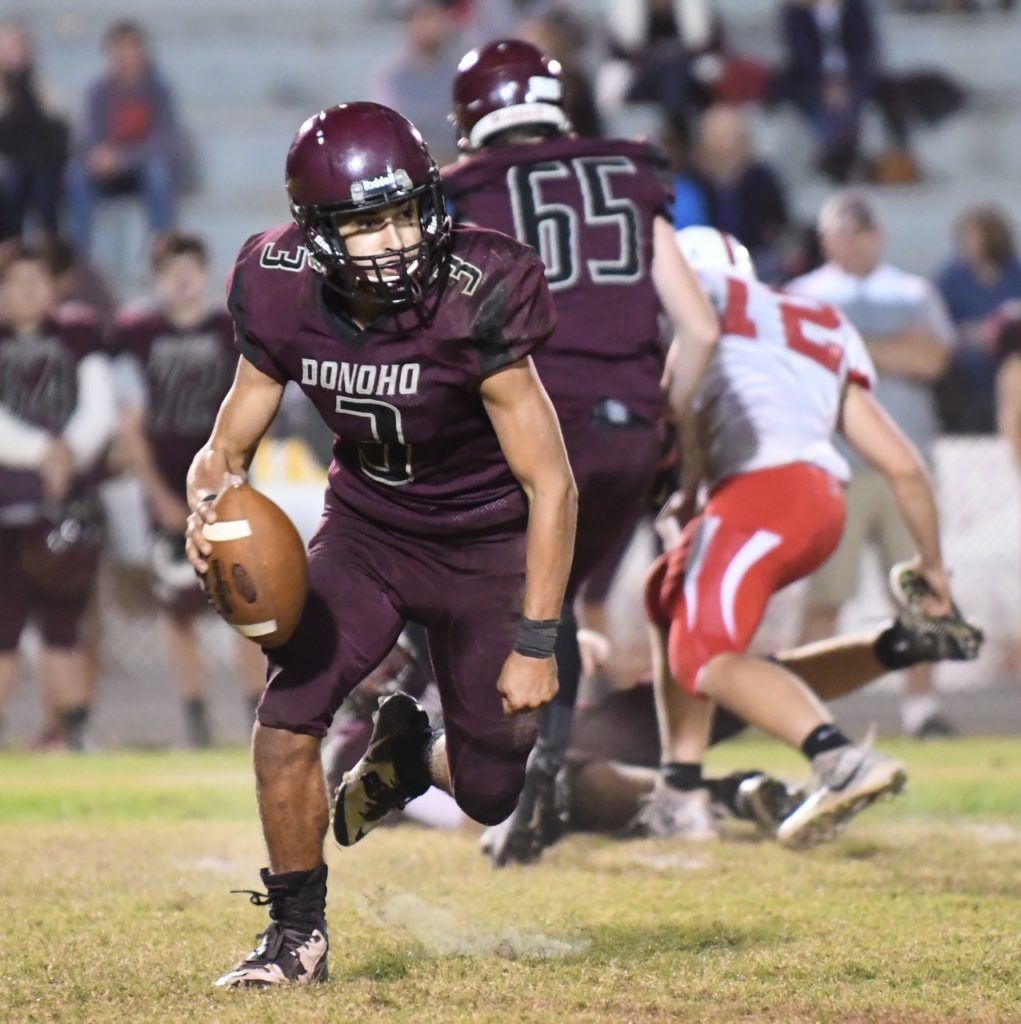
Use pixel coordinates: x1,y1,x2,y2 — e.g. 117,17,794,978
1,0,1020,751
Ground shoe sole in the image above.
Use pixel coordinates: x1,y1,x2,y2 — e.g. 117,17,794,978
215,957,329,989
332,694,428,847
777,761,907,850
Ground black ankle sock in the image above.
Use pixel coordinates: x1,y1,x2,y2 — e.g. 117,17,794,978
800,724,851,761
874,618,923,669
661,761,703,792
262,862,327,895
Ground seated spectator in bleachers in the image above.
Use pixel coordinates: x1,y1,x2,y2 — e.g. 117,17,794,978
0,20,69,243
0,244,116,750
935,205,1021,433
518,11,603,138
771,0,917,184
371,0,462,166
460,0,556,46
597,0,726,141
674,104,792,282
65,20,182,255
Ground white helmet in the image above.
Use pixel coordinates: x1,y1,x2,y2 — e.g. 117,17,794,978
675,226,756,279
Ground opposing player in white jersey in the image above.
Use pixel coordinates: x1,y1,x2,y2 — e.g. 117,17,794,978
644,227,961,847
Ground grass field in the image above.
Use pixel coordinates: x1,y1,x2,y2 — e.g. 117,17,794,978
2,738,1020,1024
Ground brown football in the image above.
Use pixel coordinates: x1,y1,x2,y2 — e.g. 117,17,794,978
200,483,308,648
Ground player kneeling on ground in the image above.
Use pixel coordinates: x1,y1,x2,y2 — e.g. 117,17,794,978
644,227,979,848
184,102,576,988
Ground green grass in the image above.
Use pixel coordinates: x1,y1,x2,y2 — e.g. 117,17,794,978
2,739,1020,1023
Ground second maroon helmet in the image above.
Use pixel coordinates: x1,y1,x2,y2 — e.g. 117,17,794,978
285,101,451,306
451,39,572,152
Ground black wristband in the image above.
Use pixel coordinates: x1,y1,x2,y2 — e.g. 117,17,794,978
513,616,560,659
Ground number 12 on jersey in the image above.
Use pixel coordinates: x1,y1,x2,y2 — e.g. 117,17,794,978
723,278,844,375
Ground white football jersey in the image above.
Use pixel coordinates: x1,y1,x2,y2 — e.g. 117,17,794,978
693,268,876,489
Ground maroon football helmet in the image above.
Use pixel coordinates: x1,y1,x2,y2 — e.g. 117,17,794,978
286,102,451,307
451,39,572,152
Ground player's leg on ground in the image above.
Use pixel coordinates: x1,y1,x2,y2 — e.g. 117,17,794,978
38,645,91,751
0,653,19,741
217,514,408,989
159,611,211,748
641,622,720,839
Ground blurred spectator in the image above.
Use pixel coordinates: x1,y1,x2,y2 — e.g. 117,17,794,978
597,0,725,140
771,0,917,184
42,236,118,323
460,0,557,48
789,192,957,739
372,0,462,165
0,244,116,750
675,104,792,282
935,205,1021,433
0,20,69,242
113,234,263,747
517,13,602,137
65,20,183,254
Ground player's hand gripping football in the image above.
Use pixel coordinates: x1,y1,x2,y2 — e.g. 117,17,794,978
184,448,245,574
496,651,559,717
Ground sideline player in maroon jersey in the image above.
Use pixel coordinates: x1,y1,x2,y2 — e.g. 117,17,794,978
442,39,719,865
182,102,577,988
0,245,116,750
114,234,265,747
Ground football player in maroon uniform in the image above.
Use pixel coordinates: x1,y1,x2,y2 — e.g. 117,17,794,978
183,102,577,988
442,40,719,864
0,245,116,750
115,234,265,747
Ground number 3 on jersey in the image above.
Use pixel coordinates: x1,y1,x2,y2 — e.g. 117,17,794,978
508,156,641,292
335,396,412,486
723,278,844,375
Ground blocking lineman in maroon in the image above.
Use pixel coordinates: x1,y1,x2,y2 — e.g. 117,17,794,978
443,134,670,426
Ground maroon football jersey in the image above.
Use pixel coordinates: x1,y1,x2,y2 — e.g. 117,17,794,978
227,223,556,536
113,308,236,495
0,306,104,511
442,136,671,424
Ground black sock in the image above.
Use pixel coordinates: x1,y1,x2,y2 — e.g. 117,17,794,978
874,618,924,669
59,706,90,751
262,864,324,895
800,723,851,761
661,761,703,792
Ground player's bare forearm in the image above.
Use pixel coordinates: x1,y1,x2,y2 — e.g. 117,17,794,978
865,322,948,381
652,216,719,418
482,357,577,620
841,383,944,573
184,358,284,573
187,357,284,511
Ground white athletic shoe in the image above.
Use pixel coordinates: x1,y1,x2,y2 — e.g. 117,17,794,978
633,783,721,842
776,738,907,849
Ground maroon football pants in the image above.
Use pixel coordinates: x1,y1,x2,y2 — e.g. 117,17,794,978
259,501,534,826
561,414,662,603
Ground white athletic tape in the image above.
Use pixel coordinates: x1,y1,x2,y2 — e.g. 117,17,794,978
202,519,252,542
235,619,278,637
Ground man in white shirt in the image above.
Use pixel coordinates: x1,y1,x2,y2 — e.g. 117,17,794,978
789,192,955,738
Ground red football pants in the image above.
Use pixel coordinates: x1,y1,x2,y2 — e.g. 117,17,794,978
645,462,846,694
